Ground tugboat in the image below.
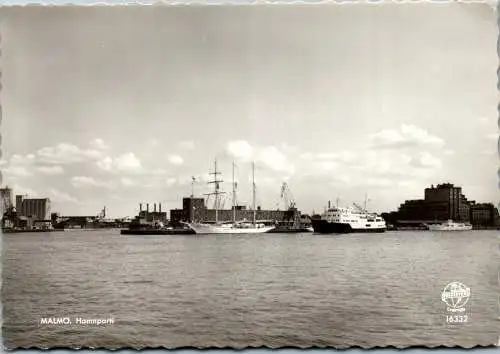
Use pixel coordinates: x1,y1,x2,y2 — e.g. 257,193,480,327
312,201,386,234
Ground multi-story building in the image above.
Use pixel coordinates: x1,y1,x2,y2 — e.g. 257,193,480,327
423,183,470,221
470,203,499,226
392,183,488,224
15,195,51,220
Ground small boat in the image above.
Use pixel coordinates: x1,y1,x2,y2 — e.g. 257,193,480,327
428,220,472,231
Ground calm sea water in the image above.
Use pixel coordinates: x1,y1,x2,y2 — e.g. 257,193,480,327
2,229,499,349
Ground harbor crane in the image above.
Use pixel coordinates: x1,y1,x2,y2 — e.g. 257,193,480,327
280,182,296,210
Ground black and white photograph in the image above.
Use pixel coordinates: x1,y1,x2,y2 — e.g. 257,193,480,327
1,3,499,349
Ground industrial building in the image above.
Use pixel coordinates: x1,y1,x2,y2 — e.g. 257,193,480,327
383,183,499,227
469,202,499,226
15,195,51,221
137,203,168,224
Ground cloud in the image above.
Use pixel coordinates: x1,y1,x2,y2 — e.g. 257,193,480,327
37,143,103,164
299,150,358,163
443,149,455,156
70,176,115,189
168,155,184,165
89,138,109,150
226,140,254,162
97,153,142,173
115,153,142,172
97,157,113,171
70,176,99,187
225,141,294,174
36,165,65,175
410,152,442,169
370,124,445,149
0,154,36,179
3,165,32,178
10,154,36,165
257,146,295,174
49,188,79,203
178,141,196,150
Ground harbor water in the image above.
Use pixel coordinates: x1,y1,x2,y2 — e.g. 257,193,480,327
2,229,499,348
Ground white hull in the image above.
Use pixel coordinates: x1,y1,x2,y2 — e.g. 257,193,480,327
186,222,275,234
428,220,472,231
428,225,473,231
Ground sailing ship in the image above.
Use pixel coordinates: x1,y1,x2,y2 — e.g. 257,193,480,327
186,160,275,234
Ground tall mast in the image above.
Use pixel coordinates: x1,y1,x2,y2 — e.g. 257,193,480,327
214,159,219,223
252,161,256,225
205,158,224,224
232,161,236,223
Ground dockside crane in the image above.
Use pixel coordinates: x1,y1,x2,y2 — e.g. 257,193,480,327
280,182,296,210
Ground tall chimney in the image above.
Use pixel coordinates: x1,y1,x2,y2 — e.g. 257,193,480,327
139,203,142,212
147,203,149,212
154,203,157,212
328,200,331,209
159,203,162,212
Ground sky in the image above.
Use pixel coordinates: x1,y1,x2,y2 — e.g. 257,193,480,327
0,3,498,218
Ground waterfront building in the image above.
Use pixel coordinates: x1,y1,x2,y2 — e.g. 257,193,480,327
424,183,470,221
15,195,51,221
386,183,498,227
396,183,470,222
470,202,499,226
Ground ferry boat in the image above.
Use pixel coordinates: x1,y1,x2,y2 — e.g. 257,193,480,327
428,219,472,231
186,160,275,234
311,203,386,233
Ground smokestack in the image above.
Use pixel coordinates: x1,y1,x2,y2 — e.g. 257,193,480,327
328,200,331,209
159,203,162,212
139,203,142,212
147,203,149,212
154,203,157,212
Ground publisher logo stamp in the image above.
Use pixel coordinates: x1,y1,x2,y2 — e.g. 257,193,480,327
442,281,471,327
